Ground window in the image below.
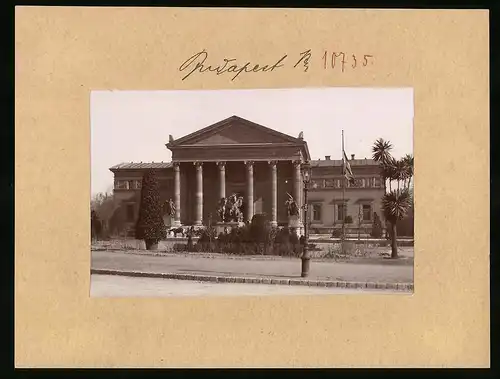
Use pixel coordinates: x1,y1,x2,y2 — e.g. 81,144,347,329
312,204,322,222
135,180,142,189
115,180,128,189
336,203,346,221
363,204,372,221
126,204,135,222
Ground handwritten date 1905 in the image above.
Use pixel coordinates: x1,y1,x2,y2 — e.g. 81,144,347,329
322,51,374,72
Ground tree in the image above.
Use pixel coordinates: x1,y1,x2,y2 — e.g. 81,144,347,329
371,212,383,238
372,139,414,258
91,189,120,237
382,189,412,258
135,169,166,250
372,138,393,191
372,138,394,238
402,154,414,188
91,210,102,241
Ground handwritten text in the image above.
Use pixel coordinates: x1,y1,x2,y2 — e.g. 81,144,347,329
178,49,375,80
179,50,288,81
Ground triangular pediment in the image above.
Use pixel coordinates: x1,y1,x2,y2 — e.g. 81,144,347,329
168,116,302,147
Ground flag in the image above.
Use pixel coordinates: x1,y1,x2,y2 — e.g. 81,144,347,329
343,150,355,184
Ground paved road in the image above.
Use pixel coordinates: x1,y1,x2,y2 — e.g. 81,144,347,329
90,274,403,297
91,251,413,284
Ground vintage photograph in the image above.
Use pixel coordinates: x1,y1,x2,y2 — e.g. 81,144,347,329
90,87,414,297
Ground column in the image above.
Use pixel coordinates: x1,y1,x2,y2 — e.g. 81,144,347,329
293,160,302,224
194,162,203,226
269,160,278,227
216,161,226,200
173,162,181,227
245,161,254,222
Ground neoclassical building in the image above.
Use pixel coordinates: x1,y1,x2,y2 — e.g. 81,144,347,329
109,116,385,235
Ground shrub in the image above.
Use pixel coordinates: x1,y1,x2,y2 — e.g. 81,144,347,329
172,243,186,252
371,212,383,238
195,227,217,252
273,227,300,257
331,228,342,238
91,210,102,241
250,214,268,243
135,169,167,248
377,240,389,247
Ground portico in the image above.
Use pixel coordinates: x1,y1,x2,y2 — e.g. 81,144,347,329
166,116,310,227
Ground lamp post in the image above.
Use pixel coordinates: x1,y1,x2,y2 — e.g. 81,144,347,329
301,161,311,277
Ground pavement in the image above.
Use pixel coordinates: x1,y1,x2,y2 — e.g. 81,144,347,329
91,250,414,291
90,274,406,297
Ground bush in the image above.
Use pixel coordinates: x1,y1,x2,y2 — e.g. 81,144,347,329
195,227,217,252
331,228,342,238
273,227,300,257
91,210,102,241
135,169,167,246
174,222,306,257
172,243,186,252
250,214,268,243
377,240,389,247
397,213,414,237
371,212,383,238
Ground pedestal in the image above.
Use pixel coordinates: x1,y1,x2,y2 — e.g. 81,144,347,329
288,215,304,237
163,215,174,228
215,221,244,236
163,215,179,237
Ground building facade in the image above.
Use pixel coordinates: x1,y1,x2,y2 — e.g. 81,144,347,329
109,116,385,235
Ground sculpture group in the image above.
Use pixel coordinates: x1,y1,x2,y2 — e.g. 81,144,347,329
285,192,300,217
217,193,244,223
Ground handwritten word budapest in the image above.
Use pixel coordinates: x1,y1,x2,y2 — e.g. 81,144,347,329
179,50,287,81
178,49,374,80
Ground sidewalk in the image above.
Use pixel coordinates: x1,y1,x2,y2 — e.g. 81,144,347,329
91,250,414,291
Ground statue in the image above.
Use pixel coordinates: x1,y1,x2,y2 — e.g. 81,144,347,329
232,195,244,223
217,197,228,222
164,198,176,216
285,192,300,217
217,193,244,223
298,131,304,139
169,134,174,143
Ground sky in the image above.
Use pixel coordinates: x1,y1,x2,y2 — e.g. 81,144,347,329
91,87,414,195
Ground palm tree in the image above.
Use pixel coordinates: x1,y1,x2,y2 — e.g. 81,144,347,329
372,138,393,164
394,158,407,191
372,138,394,240
382,189,412,258
402,154,414,189
372,139,414,259
372,138,393,192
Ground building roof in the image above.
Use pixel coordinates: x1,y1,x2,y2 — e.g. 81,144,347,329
109,162,173,171
109,159,377,171
310,158,378,167
167,115,305,146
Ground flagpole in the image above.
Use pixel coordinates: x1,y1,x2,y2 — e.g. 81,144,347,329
341,129,345,255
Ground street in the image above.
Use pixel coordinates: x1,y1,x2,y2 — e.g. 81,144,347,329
91,250,413,284
90,274,403,297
